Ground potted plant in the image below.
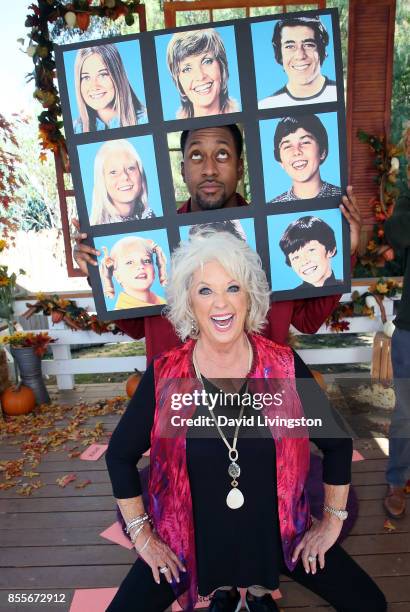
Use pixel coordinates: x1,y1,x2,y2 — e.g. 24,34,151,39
1,331,56,404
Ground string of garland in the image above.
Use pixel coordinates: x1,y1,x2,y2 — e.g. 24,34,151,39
23,293,122,335
326,278,402,333
356,130,403,275
25,0,141,167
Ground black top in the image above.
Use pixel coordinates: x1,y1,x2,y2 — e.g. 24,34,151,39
106,349,352,594
297,272,344,290
385,191,410,330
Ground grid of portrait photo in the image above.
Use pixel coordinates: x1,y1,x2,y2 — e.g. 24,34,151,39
55,8,350,321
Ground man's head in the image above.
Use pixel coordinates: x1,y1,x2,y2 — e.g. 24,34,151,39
272,16,329,89
279,215,337,287
273,115,328,185
180,125,244,211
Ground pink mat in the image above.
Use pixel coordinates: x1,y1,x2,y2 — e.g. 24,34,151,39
69,588,118,612
100,521,134,550
80,443,108,461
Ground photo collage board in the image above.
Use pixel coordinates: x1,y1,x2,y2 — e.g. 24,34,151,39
55,8,350,321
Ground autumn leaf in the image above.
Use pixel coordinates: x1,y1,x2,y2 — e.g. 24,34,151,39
383,519,396,532
15,480,43,496
75,479,92,489
56,473,76,487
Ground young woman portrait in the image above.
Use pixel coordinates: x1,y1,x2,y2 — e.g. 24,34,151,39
165,28,240,119
73,43,146,133
90,139,156,226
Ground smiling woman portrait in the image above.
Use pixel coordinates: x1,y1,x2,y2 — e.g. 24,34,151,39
90,139,156,226
74,44,146,133
166,29,239,119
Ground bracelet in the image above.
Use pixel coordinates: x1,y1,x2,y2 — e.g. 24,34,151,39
130,522,147,544
126,513,149,534
137,534,152,554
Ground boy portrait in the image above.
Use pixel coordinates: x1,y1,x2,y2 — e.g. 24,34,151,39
94,229,170,312
267,208,344,292
252,15,337,109
261,113,341,203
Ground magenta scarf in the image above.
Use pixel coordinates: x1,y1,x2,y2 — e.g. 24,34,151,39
150,334,310,610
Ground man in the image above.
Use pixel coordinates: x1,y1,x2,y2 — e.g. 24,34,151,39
383,141,410,519
279,215,343,289
270,115,341,203
258,15,337,109
73,124,360,364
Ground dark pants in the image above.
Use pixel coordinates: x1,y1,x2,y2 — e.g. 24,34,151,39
106,544,386,612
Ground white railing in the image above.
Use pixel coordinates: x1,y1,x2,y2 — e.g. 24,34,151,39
2,283,398,390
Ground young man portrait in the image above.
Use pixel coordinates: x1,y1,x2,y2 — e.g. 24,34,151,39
258,15,337,109
269,114,341,202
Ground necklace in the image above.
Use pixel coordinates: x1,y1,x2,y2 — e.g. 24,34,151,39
192,337,253,510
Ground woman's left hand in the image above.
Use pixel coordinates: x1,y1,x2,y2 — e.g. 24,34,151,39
291,516,343,574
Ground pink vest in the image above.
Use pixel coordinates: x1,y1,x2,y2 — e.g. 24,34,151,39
150,334,310,610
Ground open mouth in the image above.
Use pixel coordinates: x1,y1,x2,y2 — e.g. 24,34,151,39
193,81,213,95
301,265,318,276
118,185,134,191
292,160,308,170
210,314,234,331
88,91,107,99
291,63,311,71
135,273,147,280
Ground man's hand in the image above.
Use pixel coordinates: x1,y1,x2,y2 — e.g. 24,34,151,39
340,185,362,255
72,218,100,275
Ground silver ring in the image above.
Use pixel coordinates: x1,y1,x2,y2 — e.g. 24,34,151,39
159,565,169,573
307,555,316,563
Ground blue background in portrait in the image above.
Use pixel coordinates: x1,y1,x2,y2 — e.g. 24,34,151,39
63,40,147,128
94,229,170,312
260,112,340,202
179,217,256,251
251,15,336,102
155,26,242,121
267,208,343,291
77,135,163,223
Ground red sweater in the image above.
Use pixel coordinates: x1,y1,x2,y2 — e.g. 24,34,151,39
115,194,351,362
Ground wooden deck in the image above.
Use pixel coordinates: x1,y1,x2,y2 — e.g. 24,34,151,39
1,383,409,611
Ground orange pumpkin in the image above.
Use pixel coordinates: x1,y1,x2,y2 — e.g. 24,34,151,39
1,384,36,416
126,369,142,398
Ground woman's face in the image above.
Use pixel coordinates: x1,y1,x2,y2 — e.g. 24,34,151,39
178,52,222,115
114,242,155,292
189,260,248,346
103,150,142,208
80,53,115,112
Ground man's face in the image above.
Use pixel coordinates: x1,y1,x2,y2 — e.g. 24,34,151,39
288,239,335,287
181,127,243,211
280,25,322,88
278,127,325,185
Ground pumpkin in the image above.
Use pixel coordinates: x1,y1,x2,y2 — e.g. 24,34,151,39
1,384,36,416
126,369,142,398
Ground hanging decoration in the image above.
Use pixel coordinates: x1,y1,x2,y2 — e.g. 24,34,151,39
356,130,403,275
24,1,141,167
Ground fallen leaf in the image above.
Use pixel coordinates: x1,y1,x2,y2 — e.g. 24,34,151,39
75,479,92,489
56,473,77,487
383,519,396,532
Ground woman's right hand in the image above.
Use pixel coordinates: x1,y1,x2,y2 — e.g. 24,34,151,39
72,219,100,275
134,526,186,585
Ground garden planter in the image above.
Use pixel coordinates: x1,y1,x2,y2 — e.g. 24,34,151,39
0,347,9,394
10,346,50,404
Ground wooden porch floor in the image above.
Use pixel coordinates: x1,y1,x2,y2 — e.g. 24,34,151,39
0,383,409,611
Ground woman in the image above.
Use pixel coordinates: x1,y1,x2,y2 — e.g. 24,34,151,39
99,236,167,310
74,44,146,133
166,29,239,119
105,231,386,612
90,139,155,226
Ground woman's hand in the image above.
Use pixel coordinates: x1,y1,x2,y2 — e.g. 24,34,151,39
134,526,186,585
72,219,100,274
292,515,343,574
100,246,115,298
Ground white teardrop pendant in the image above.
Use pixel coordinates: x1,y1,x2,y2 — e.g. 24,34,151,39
226,487,244,509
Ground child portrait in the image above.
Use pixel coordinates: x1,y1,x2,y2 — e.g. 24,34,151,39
260,113,341,203
252,14,337,109
179,218,256,250
77,136,163,226
94,229,170,312
155,26,242,120
64,40,147,133
268,208,344,292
